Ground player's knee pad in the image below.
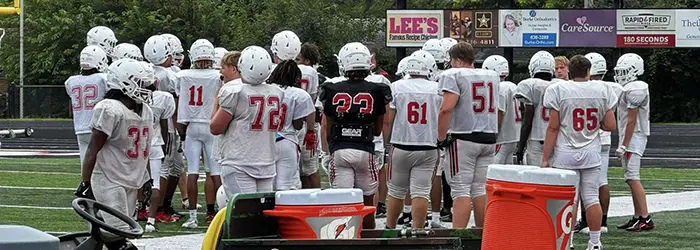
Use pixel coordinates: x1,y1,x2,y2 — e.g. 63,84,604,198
623,152,642,181
579,167,601,209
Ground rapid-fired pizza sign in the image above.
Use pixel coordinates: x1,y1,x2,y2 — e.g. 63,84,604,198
386,10,443,47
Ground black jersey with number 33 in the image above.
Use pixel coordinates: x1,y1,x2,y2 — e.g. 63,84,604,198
320,78,392,154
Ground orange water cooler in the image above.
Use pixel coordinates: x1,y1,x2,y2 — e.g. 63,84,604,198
263,188,375,239
481,165,578,250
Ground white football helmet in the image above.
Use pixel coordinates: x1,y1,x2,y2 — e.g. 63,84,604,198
405,50,437,78
439,38,459,64
482,55,509,78
338,42,371,73
422,39,446,64
528,51,555,77
216,185,228,210
396,56,410,78
238,46,273,84
112,43,144,61
189,39,215,63
143,35,173,65
213,47,229,69
79,45,109,72
614,53,644,85
105,58,153,104
86,26,117,56
271,30,302,61
585,52,607,76
161,34,184,67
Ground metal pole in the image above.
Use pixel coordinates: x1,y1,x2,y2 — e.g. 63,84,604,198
18,0,23,118
501,0,514,76
396,0,407,63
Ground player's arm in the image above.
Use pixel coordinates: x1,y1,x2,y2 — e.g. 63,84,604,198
320,114,329,153
81,129,107,182
212,81,223,118
517,104,535,151
160,119,169,153
438,92,458,140
622,108,638,147
383,108,395,145
601,109,616,131
210,86,237,135
378,84,393,137
541,109,559,167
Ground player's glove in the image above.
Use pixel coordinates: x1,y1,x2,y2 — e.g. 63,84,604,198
436,134,455,149
615,145,627,159
304,130,317,151
141,179,153,208
74,180,95,200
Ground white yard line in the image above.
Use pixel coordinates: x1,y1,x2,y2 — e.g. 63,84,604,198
0,204,72,210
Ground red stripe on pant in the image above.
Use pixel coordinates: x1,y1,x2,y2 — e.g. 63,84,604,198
388,147,394,180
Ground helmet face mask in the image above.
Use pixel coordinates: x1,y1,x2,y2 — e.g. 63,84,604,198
161,34,184,67
106,59,154,104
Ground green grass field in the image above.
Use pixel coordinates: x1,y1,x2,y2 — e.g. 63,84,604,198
0,157,699,248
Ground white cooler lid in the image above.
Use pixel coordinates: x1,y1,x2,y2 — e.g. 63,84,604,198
275,188,364,205
487,164,578,186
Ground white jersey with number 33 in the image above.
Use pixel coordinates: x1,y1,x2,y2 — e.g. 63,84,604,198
177,69,221,124
217,83,285,178
543,80,618,151
390,78,441,146
438,68,500,134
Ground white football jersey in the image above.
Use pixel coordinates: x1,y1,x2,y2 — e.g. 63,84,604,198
278,86,315,143
617,80,651,139
169,66,181,73
497,80,521,144
154,66,179,133
90,99,153,189
299,65,319,97
65,73,108,135
431,69,445,82
389,78,441,146
514,78,556,141
438,68,500,134
177,69,221,124
599,81,624,145
217,83,285,178
149,91,176,146
366,74,392,152
543,81,618,151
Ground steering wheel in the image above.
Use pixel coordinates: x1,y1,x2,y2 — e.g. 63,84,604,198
71,198,144,239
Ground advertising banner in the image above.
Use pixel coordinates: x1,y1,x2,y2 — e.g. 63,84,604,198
499,9,559,47
675,10,700,47
616,9,676,47
445,10,498,47
386,10,443,47
558,9,616,47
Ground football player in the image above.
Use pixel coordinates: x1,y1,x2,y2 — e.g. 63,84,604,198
86,26,117,60
482,55,521,164
437,42,499,229
162,34,185,72
613,53,654,232
422,38,453,223
575,52,624,234
177,39,222,228
383,50,440,229
66,45,109,168
112,43,144,61
267,60,315,190
319,42,391,229
541,55,617,250
210,45,284,196
515,51,557,166
140,62,177,232
363,41,393,220
555,56,570,81
295,42,326,187
143,35,187,220
74,59,153,250
271,31,320,189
